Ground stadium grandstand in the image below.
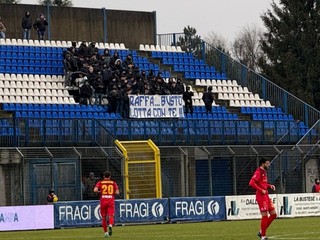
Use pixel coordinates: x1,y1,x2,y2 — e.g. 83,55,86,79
0,3,320,211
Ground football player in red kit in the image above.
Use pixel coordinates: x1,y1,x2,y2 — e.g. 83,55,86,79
249,157,277,240
94,171,119,238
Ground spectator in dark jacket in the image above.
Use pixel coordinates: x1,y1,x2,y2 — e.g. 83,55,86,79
202,86,214,113
93,76,105,105
183,86,194,114
108,86,120,113
123,53,135,71
109,51,120,69
78,41,90,58
101,49,111,67
88,42,99,56
22,11,32,40
33,13,48,40
79,81,93,105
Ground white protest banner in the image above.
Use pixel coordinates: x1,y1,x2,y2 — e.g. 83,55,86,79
129,95,184,118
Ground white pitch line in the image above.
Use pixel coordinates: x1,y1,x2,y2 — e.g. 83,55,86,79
269,231,320,240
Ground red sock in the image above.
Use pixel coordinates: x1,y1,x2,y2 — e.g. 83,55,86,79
108,215,114,226
267,213,277,229
261,215,268,236
102,218,107,232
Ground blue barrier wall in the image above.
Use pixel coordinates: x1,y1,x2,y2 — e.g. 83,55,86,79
53,197,225,228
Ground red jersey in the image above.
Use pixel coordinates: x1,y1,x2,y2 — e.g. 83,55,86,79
95,178,119,203
313,184,320,193
249,167,270,197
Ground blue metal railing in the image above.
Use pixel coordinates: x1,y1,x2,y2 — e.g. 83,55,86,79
0,117,317,147
157,33,320,131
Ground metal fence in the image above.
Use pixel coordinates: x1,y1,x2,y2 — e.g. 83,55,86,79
156,33,320,130
1,144,319,206
2,117,319,148
202,41,320,129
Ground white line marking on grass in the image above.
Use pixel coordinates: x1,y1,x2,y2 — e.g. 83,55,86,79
270,231,320,239
4,237,97,240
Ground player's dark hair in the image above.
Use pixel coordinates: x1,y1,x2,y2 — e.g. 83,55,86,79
259,157,269,166
104,171,111,178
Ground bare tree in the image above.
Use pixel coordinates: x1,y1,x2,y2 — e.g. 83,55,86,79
203,31,230,54
0,0,20,3
232,24,263,72
38,0,72,7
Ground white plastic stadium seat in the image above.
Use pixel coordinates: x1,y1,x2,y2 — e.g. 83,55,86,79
144,45,150,51
98,42,104,49
139,44,145,51
150,45,156,51
166,46,172,52
171,46,177,52
11,39,17,45
119,43,126,49
17,39,23,45
176,46,183,52
61,41,68,47
50,40,57,47
56,41,62,47
28,39,34,46
45,40,51,46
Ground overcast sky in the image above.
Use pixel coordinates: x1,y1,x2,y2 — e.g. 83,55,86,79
20,0,279,41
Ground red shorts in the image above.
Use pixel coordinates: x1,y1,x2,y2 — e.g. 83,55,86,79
100,201,115,218
256,195,275,213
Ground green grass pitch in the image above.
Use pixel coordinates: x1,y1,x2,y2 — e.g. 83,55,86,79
1,217,319,239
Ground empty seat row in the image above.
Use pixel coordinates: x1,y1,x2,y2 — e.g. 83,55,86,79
173,65,215,74
0,88,68,96
186,112,239,120
193,106,228,113
0,73,64,81
152,51,193,59
230,99,272,107
0,81,64,89
241,106,283,114
218,93,261,101
253,113,294,121
0,95,75,104
165,58,207,66
195,79,239,87
137,63,160,71
3,103,107,113
139,44,183,52
0,46,64,55
0,66,64,75
212,86,250,94
0,38,127,50
0,52,63,60
15,111,120,119
185,72,227,80
0,59,63,67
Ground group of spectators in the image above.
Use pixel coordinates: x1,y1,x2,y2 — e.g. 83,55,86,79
63,41,195,117
0,11,48,40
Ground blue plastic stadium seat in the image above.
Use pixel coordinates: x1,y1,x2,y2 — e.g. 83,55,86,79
12,52,18,59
